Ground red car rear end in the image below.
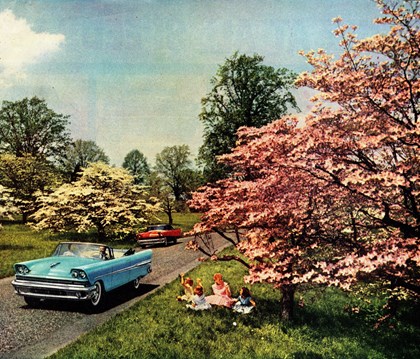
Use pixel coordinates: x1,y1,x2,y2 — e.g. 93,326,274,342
136,224,182,247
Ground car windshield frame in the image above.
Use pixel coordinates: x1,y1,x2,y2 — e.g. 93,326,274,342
52,242,111,260
146,224,173,231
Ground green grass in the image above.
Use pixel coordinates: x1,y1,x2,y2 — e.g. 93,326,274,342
156,212,202,233
49,249,420,359
0,223,59,278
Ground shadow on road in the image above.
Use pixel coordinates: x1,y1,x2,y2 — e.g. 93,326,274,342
20,283,160,314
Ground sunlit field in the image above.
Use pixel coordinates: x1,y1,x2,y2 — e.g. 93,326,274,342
0,223,61,278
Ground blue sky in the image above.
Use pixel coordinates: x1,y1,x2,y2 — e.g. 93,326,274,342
0,0,384,166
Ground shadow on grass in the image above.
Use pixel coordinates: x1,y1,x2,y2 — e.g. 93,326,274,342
289,353,323,359
0,218,23,225
43,232,141,248
293,296,420,354
44,231,100,242
21,283,159,314
204,297,419,359
0,244,35,250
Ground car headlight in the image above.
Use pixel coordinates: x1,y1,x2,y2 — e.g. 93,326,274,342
16,264,30,275
71,269,87,279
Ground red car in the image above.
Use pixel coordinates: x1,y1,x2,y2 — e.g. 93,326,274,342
136,224,183,247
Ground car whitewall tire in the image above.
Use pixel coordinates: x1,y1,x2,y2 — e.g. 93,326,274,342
133,277,141,290
90,281,103,307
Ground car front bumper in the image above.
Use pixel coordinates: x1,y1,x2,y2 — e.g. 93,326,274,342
12,278,96,301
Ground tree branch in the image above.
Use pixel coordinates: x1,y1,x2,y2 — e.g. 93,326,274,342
212,227,241,245
214,254,251,268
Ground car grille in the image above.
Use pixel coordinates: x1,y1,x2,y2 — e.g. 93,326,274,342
15,275,89,286
30,287,70,297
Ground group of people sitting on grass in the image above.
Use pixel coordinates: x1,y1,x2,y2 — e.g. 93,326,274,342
177,272,256,313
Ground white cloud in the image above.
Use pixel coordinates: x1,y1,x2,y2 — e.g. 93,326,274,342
0,9,65,86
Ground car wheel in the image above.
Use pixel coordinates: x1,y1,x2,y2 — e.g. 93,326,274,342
24,296,41,307
133,276,142,290
172,237,178,244
89,281,104,309
164,237,168,246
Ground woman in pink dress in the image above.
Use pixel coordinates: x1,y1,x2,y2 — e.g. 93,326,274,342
206,273,235,308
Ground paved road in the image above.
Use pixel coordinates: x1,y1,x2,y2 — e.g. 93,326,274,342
0,234,229,359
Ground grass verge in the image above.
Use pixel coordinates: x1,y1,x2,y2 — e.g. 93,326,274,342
49,249,419,359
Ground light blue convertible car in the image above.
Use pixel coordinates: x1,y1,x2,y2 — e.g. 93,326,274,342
12,242,152,310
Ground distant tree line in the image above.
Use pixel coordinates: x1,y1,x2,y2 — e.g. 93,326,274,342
0,51,298,239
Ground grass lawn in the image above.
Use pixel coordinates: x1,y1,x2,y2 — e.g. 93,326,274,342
0,223,61,278
49,248,420,359
156,212,202,234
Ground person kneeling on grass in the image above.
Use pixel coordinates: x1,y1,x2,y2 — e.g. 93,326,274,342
186,285,211,311
232,287,256,314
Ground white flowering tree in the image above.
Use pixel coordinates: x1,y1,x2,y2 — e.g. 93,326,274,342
31,162,160,240
0,185,19,228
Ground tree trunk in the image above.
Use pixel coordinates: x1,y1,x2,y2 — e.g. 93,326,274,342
97,225,106,242
166,210,173,225
280,284,296,321
22,212,28,224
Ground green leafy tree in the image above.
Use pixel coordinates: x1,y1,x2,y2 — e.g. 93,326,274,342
155,145,202,203
122,149,150,185
0,153,61,223
198,52,299,181
0,97,71,160
60,139,110,182
147,170,177,225
32,162,159,241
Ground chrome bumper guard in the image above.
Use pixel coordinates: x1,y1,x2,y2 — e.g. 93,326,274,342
12,278,96,301
137,238,167,245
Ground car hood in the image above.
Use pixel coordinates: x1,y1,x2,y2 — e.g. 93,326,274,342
16,256,98,279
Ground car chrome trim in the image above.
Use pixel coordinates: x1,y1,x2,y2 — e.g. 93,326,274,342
138,238,167,245
95,259,152,280
12,279,96,301
12,279,94,291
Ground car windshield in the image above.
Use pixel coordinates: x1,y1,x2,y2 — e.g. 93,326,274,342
53,243,109,260
147,225,172,231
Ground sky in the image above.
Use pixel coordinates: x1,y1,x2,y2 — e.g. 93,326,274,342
0,0,385,166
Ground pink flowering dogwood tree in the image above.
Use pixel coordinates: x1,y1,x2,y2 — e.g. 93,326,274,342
189,0,419,321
